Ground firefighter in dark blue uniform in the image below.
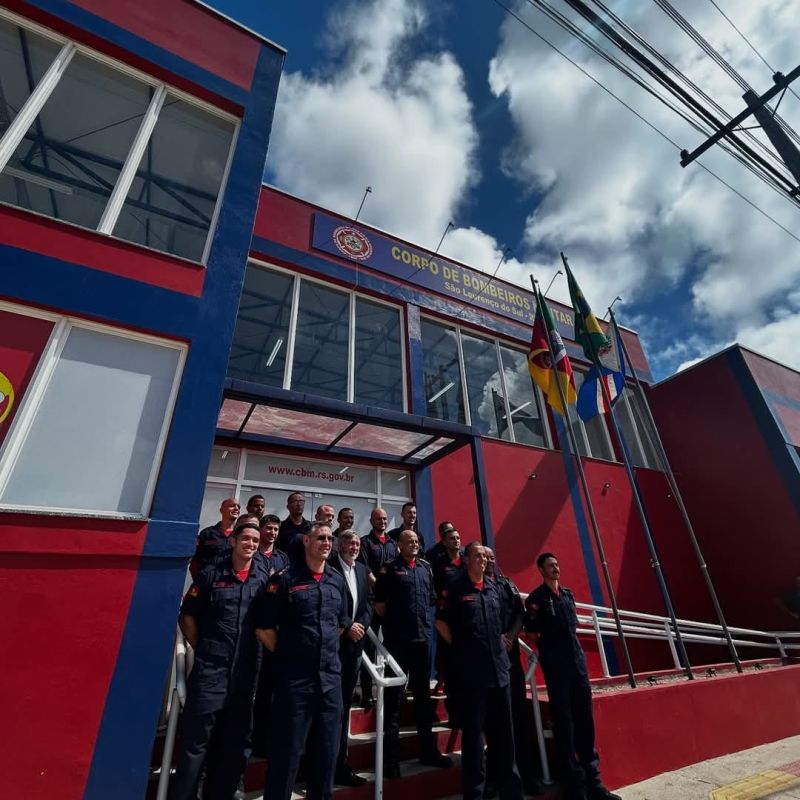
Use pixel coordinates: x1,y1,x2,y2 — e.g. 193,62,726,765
276,490,311,558
171,516,265,800
256,522,348,800
485,548,544,797
356,507,397,708
436,541,524,800
251,513,290,758
190,496,240,577
374,529,452,777
524,553,620,800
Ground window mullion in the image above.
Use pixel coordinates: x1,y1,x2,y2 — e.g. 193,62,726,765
0,41,76,171
347,294,356,403
495,339,514,442
283,276,301,389
0,318,70,496
97,84,167,234
455,327,471,426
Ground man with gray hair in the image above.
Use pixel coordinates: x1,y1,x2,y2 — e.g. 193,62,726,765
329,530,372,786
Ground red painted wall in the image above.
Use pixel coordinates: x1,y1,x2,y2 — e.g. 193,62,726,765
67,0,259,90
0,515,147,798
0,206,205,296
594,664,800,788
650,350,800,632
430,438,716,675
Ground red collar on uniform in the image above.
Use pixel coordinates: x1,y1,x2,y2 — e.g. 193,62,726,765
473,579,484,591
311,571,323,582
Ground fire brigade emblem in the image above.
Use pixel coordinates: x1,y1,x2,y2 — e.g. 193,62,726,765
332,226,373,261
0,371,15,424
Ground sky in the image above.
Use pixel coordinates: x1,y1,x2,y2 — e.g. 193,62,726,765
210,0,800,381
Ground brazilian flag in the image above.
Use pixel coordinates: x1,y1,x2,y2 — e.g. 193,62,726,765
565,263,611,362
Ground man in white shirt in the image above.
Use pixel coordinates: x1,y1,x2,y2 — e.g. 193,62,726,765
328,531,373,786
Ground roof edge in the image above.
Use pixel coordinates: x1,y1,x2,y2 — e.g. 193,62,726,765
190,1,286,52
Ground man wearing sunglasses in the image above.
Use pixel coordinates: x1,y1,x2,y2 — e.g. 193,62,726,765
256,522,348,800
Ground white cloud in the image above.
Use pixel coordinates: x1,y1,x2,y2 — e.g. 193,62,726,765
266,0,478,246
488,0,800,374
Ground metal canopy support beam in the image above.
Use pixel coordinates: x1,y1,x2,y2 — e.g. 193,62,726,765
470,435,495,550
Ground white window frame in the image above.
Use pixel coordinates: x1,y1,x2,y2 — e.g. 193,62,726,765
246,259,409,412
0,299,187,519
420,314,550,448
0,7,241,267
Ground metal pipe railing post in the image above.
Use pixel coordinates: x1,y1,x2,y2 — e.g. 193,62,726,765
156,688,180,800
776,636,787,660
592,610,611,677
663,620,681,669
520,644,552,786
375,683,385,800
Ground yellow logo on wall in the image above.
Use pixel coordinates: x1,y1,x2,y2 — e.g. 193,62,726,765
0,371,15,424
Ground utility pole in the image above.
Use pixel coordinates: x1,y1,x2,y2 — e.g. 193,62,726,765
681,68,800,196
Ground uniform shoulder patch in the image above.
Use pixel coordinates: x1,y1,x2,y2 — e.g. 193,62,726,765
188,585,200,597
267,582,279,593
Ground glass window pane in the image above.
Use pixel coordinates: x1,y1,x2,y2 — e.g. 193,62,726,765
199,482,236,528
461,334,509,440
1,327,180,514
0,52,153,229
354,298,403,411
291,281,350,400
243,406,352,444
499,346,546,447
229,266,293,386
615,394,648,467
113,94,235,261
572,369,614,460
0,19,61,139
564,373,590,458
337,424,431,456
629,391,660,468
421,319,465,424
208,445,240,480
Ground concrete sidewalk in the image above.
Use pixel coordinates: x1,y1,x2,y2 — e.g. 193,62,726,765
617,735,800,799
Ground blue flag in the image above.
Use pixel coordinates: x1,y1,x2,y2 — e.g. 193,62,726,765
577,329,626,422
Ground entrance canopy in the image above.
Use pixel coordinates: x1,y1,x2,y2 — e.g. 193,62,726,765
217,380,477,466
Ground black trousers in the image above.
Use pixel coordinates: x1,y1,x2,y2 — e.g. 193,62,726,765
338,643,362,771
170,694,251,800
487,648,541,788
459,684,524,800
384,639,437,766
544,667,601,791
251,646,275,757
265,679,342,800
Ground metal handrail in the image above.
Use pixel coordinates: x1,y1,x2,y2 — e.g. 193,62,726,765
518,639,553,786
361,627,408,800
520,596,800,680
156,628,188,800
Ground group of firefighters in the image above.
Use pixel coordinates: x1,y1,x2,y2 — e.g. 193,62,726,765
169,491,622,800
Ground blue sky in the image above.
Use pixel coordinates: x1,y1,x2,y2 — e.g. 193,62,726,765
209,0,800,381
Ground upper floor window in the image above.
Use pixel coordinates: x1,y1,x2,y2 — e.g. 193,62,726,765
421,317,547,447
229,262,406,412
0,12,237,263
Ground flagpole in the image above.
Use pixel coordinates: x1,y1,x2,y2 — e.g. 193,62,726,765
530,277,637,689
609,309,743,673
559,254,694,681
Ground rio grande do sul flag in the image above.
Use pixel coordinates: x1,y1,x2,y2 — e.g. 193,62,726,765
528,288,577,415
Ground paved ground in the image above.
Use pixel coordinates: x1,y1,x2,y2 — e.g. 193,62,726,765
617,735,800,799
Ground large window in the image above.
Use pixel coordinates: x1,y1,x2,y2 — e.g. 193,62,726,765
615,390,660,469
0,309,185,516
229,262,406,411
0,11,237,263
421,319,466,424
564,368,615,461
421,317,546,446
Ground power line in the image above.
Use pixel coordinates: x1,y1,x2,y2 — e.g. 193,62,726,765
707,0,800,106
526,0,795,201
489,0,800,245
